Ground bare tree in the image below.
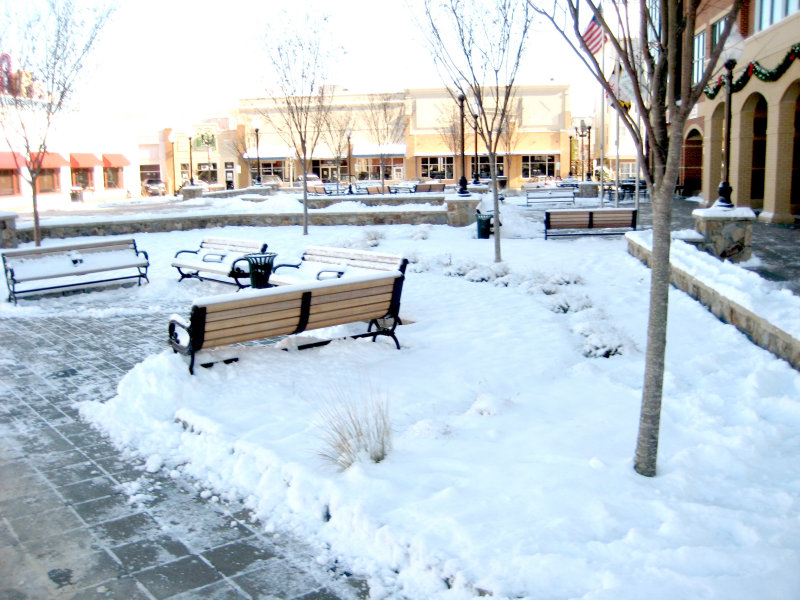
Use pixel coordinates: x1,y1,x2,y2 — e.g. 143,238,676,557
530,0,744,476
362,93,405,191
0,0,114,245
421,0,534,263
264,11,335,235
322,109,354,193
436,101,462,163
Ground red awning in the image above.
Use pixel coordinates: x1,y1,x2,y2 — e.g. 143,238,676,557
70,153,102,168
0,152,25,169
30,152,69,168
102,153,130,168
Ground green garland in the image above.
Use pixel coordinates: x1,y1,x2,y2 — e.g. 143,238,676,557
703,42,800,99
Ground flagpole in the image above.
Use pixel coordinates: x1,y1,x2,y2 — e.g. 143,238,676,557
599,31,605,207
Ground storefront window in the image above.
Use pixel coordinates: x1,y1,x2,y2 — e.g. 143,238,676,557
521,155,555,178
250,161,285,181
103,167,122,189
419,157,453,180
36,169,60,193
72,168,93,190
473,156,504,179
197,162,217,183
0,169,18,195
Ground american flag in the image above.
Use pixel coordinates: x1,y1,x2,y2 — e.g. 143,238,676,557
582,15,606,55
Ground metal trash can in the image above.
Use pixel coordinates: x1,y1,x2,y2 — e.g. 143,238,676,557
244,252,278,288
476,213,493,239
70,187,83,202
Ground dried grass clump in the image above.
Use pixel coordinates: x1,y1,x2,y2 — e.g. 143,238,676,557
318,391,392,471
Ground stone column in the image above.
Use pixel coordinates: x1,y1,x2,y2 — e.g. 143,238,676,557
0,211,18,248
446,196,481,227
692,205,756,262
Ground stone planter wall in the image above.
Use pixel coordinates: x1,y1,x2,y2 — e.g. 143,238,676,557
11,209,450,245
627,234,800,370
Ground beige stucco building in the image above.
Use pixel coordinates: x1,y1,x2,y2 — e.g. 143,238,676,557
157,85,575,194
683,1,799,223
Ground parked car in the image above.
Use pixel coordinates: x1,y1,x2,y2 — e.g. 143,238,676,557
260,175,283,185
141,179,166,196
294,173,321,184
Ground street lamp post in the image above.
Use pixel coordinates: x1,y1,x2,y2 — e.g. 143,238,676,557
717,58,737,207
167,131,177,195
346,128,353,194
472,111,480,184
587,125,592,180
252,117,262,185
715,26,744,208
457,93,469,195
573,119,592,180
188,135,194,185
568,135,573,176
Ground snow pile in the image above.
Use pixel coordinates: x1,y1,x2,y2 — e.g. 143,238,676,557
51,219,800,600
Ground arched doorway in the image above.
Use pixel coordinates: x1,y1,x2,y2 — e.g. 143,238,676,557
792,90,800,216
681,129,703,197
750,97,768,211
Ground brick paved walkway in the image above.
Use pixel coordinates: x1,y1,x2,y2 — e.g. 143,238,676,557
0,313,365,600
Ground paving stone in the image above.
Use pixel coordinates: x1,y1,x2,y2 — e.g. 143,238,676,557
201,536,279,577
110,535,190,573
1,312,360,600
134,554,223,599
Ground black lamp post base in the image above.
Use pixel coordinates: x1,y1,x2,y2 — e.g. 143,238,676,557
458,176,470,195
714,180,734,208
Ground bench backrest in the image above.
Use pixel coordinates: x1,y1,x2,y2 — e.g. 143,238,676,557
428,182,445,192
190,270,404,351
415,183,431,193
527,188,574,197
199,237,268,254
301,246,407,273
545,209,637,230
2,238,139,260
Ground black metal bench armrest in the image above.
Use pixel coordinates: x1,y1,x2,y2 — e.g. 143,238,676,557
316,268,345,280
202,253,226,263
137,249,149,262
273,262,301,272
230,256,250,276
174,248,200,259
168,314,191,355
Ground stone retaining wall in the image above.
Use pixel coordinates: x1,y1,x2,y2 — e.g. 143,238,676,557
11,210,449,245
627,234,800,370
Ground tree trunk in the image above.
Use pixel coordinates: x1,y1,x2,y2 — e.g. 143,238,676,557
32,180,41,246
633,185,673,476
488,152,502,263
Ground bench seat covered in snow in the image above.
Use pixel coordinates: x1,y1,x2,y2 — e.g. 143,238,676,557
171,237,268,288
269,246,407,287
2,238,149,303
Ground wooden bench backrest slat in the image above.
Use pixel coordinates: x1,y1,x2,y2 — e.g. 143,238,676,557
200,238,266,252
204,297,305,324
204,304,304,333
302,247,405,271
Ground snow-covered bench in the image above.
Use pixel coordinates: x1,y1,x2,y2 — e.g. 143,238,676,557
2,238,149,304
171,237,269,288
269,246,407,287
169,269,406,374
525,188,575,206
544,208,638,239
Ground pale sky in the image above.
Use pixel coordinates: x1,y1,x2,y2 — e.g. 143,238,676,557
72,0,593,128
